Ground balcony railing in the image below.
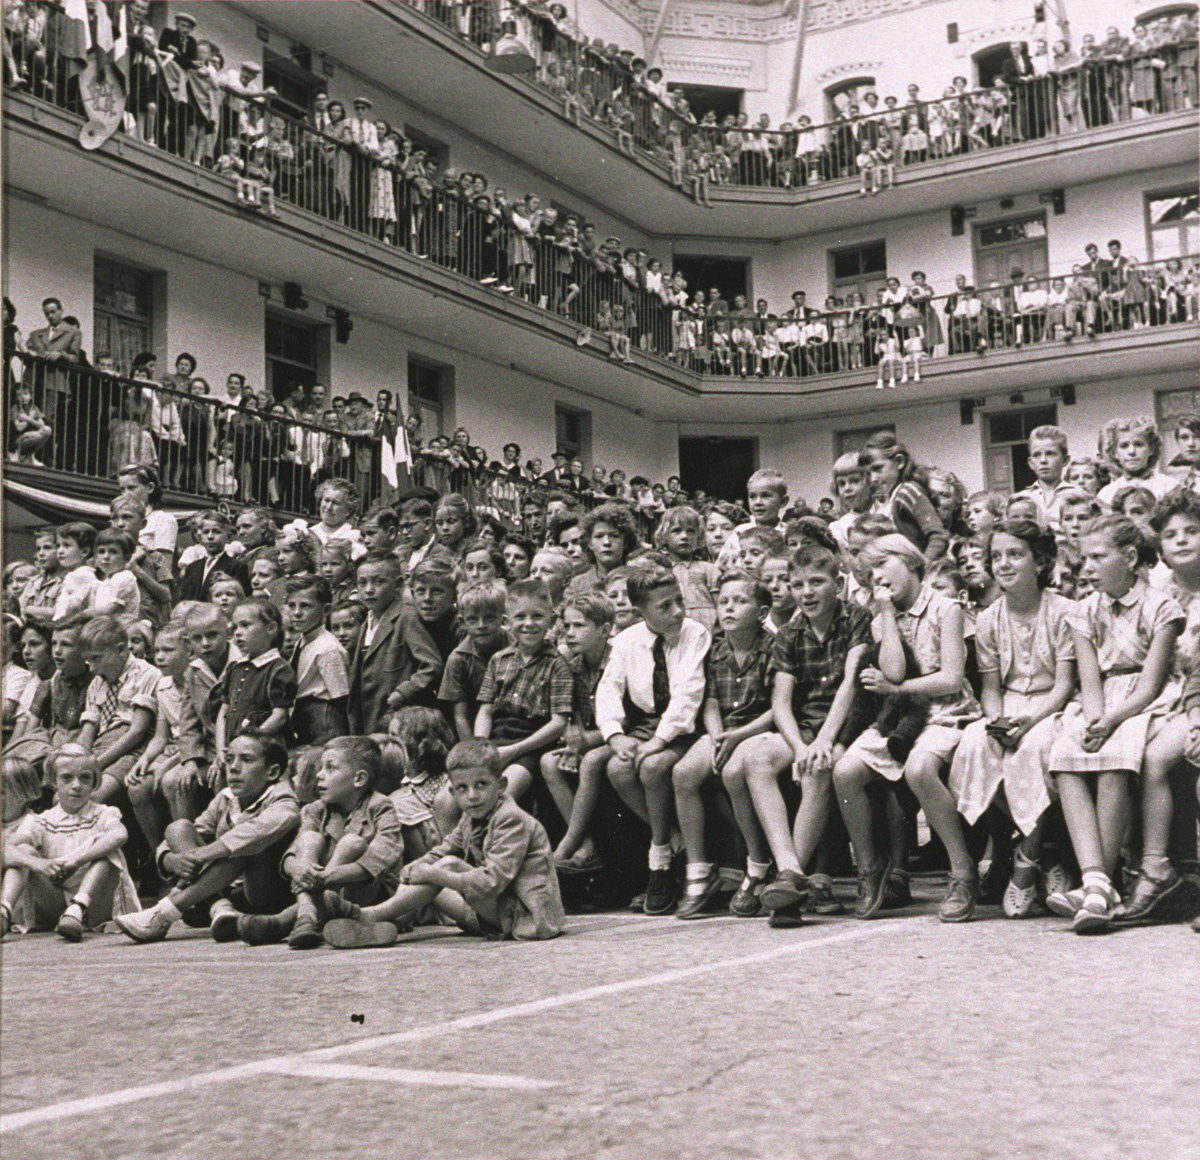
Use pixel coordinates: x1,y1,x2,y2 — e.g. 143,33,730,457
397,2,1199,192
3,354,649,534
7,37,1197,390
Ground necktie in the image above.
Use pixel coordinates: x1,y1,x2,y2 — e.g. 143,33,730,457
652,635,670,715
98,680,120,731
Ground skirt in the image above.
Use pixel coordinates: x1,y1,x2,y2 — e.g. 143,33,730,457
1049,673,1174,775
948,690,1057,835
843,722,964,782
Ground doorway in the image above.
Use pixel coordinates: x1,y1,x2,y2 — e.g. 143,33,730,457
673,85,743,125
972,213,1049,287
678,437,757,502
671,257,750,308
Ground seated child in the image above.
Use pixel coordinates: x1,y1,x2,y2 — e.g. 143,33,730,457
116,731,301,943
597,565,712,915
603,567,642,633
440,579,509,742
284,576,350,746
212,599,296,764
329,599,366,655
237,735,404,949
760,551,798,633
388,706,458,861
51,522,98,625
179,510,250,602
529,549,574,607
208,574,246,622
323,739,565,947
17,529,62,627
409,559,463,667
86,528,141,628
544,592,614,873
2,744,139,940
77,616,161,803
741,547,873,922
672,572,777,919
474,580,572,800
126,625,209,851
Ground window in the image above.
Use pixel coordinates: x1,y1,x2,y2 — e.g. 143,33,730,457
94,256,155,376
825,77,876,121
836,425,894,459
408,357,451,436
983,405,1058,493
262,49,323,119
403,125,448,170
1146,187,1200,261
671,256,749,308
1156,387,1200,451
673,85,743,125
830,241,888,304
1136,5,1197,26
555,404,591,464
973,45,1013,90
973,213,1049,287
265,312,325,403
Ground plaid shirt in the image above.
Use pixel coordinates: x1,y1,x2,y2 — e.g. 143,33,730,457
478,642,574,737
438,633,509,706
569,644,610,730
772,601,872,736
704,628,775,730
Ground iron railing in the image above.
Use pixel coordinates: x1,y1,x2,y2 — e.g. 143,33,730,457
396,3,1199,192
3,354,656,535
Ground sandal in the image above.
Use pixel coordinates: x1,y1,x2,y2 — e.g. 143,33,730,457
1003,850,1040,919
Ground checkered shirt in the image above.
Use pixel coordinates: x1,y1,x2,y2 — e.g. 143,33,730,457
478,642,574,735
704,627,776,730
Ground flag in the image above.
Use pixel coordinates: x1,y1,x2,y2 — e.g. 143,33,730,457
380,420,413,491
61,0,91,77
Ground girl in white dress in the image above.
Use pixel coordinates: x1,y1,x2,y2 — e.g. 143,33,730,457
950,520,1076,917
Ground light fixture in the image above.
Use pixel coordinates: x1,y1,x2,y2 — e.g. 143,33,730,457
485,20,535,73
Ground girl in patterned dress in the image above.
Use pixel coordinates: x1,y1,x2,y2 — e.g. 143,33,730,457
1,745,139,939
1047,516,1184,933
949,521,1077,918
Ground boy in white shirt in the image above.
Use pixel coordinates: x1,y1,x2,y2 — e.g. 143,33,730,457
597,566,711,915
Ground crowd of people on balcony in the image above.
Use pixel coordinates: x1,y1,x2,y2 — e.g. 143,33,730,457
401,1,1199,191
5,407,1200,946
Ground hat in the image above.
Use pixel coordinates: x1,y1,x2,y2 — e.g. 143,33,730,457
175,12,197,24
346,391,369,405
352,96,373,108
240,60,261,73
552,450,568,461
647,66,662,78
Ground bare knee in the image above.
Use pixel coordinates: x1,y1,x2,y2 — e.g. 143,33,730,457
164,818,200,850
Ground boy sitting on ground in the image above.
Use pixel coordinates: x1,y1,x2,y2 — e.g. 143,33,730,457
238,735,403,949
115,731,301,943
323,739,565,947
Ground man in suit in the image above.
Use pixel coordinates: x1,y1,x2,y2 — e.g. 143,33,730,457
348,551,443,733
178,512,251,601
541,450,573,489
26,297,82,468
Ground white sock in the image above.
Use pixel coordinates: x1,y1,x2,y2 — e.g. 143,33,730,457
747,859,772,880
1140,853,1172,879
648,843,673,872
1081,869,1111,894
685,862,714,881
155,897,183,923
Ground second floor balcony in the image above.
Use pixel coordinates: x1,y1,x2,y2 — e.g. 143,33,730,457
4,79,1196,429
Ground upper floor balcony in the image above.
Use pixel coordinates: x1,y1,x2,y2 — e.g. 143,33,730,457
4,72,1196,430
236,0,1200,239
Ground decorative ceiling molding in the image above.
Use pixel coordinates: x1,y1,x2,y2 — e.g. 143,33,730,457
803,0,950,32
660,52,756,79
657,7,799,39
814,60,884,83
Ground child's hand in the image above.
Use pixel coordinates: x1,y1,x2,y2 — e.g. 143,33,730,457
859,666,897,695
634,736,667,769
711,732,737,773
609,734,639,762
405,862,436,886
292,862,323,891
170,848,209,882
126,759,150,787
802,738,834,777
1081,716,1115,752
872,584,895,611
563,724,586,754
46,857,75,883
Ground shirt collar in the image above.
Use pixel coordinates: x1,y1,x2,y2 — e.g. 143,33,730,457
904,585,933,619
1110,577,1146,610
248,648,283,668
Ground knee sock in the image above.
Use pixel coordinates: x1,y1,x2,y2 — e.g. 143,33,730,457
648,843,673,872
1082,868,1112,894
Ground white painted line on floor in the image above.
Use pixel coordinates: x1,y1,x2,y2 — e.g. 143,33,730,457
0,922,897,1133
259,1061,558,1090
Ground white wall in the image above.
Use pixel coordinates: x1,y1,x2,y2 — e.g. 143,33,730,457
671,163,1195,310
2,198,677,481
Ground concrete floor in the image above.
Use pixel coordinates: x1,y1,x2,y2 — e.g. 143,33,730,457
2,884,1198,1160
